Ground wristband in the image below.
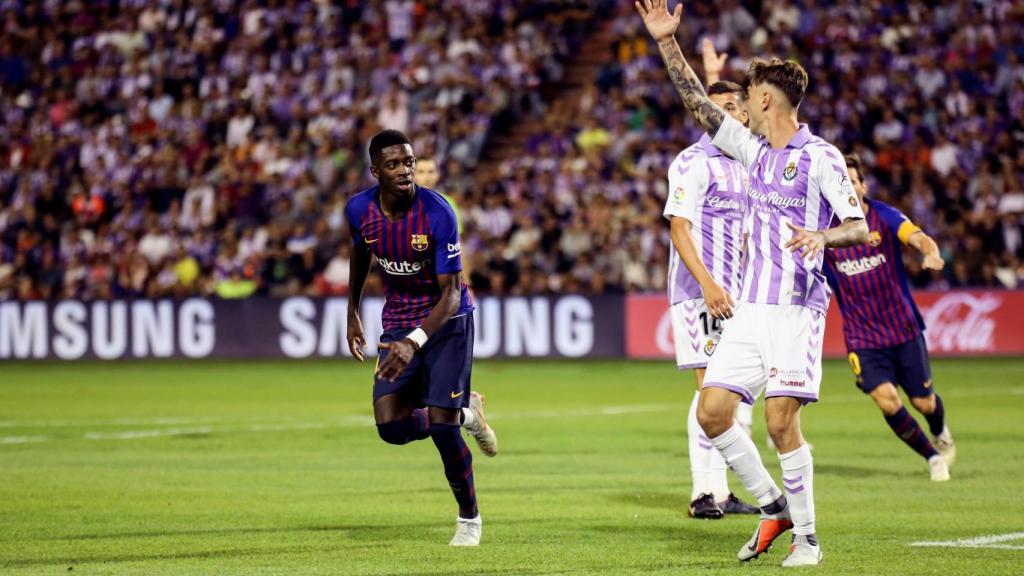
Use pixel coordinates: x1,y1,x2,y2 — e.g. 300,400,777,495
406,327,428,349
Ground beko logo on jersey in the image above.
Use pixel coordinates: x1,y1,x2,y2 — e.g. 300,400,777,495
706,196,743,211
447,242,462,259
836,254,887,276
377,257,425,276
748,189,806,209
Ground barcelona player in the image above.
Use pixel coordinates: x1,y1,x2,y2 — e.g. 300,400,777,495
824,154,956,482
345,130,497,546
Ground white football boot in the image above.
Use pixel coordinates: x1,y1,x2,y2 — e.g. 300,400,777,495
781,534,823,567
928,454,950,482
933,426,956,467
464,392,498,457
449,515,482,546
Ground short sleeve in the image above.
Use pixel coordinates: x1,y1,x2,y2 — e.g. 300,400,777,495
816,148,864,221
344,199,362,244
711,116,762,169
877,204,922,245
664,155,709,223
432,200,463,275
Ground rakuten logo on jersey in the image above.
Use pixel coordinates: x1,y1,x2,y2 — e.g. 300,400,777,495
836,253,887,276
377,257,424,276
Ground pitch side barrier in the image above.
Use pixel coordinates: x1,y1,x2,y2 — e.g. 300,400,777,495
624,289,1024,359
2,290,1020,361
0,295,624,361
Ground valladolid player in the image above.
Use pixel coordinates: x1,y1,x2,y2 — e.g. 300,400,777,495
638,0,869,566
345,130,497,546
824,153,956,481
664,78,758,520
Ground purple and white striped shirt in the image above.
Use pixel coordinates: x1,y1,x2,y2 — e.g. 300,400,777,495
712,116,864,315
664,134,748,305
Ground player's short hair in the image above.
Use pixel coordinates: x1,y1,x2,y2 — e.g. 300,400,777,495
416,155,437,165
707,80,746,101
844,153,864,180
369,129,412,165
748,57,808,108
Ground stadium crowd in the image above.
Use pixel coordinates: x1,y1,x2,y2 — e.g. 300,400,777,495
1,0,1023,301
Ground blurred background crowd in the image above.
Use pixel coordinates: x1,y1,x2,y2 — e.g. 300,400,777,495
1,0,1023,301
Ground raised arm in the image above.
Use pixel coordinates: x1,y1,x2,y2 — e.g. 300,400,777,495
635,0,726,136
701,38,728,86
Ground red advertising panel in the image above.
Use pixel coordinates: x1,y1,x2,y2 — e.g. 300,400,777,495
626,291,1024,359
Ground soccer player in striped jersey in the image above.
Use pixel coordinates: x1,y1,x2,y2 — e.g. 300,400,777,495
345,130,497,546
638,0,869,566
823,154,956,482
665,79,758,520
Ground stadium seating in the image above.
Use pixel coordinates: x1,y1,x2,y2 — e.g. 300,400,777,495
0,0,1022,301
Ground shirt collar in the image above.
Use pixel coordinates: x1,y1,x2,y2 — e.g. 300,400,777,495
787,124,812,149
699,133,723,157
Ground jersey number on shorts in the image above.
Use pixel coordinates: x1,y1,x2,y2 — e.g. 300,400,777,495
699,312,722,336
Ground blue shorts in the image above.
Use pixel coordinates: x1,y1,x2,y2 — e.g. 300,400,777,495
847,334,934,398
373,313,473,410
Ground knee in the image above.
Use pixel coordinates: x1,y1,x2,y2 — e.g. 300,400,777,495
910,395,936,415
377,421,410,445
697,402,733,438
765,415,792,443
427,406,460,426
765,409,800,447
871,385,903,416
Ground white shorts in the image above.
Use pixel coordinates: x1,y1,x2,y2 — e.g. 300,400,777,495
702,303,825,405
670,298,724,370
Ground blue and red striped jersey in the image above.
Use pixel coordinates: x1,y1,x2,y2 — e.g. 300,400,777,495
345,185,473,330
823,199,926,351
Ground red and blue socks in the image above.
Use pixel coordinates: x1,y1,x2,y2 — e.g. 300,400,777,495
430,423,477,518
923,394,946,437
884,407,939,460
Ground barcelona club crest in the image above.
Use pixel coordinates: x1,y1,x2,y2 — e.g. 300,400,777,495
410,234,429,252
783,162,798,181
869,231,882,246
704,338,717,356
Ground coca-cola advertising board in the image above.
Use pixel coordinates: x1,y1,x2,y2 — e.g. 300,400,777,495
626,290,1024,359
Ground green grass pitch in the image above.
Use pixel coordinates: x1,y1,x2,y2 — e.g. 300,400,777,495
2,358,1023,575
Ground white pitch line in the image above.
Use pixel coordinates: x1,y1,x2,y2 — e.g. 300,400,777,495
0,435,48,444
85,427,216,440
911,532,1024,550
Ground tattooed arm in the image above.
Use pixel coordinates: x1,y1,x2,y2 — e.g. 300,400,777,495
786,218,869,261
635,0,726,136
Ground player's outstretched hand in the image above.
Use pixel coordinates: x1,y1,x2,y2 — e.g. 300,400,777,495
922,253,945,271
701,39,728,79
376,340,417,382
347,315,367,362
635,0,683,42
785,222,827,261
702,281,735,320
